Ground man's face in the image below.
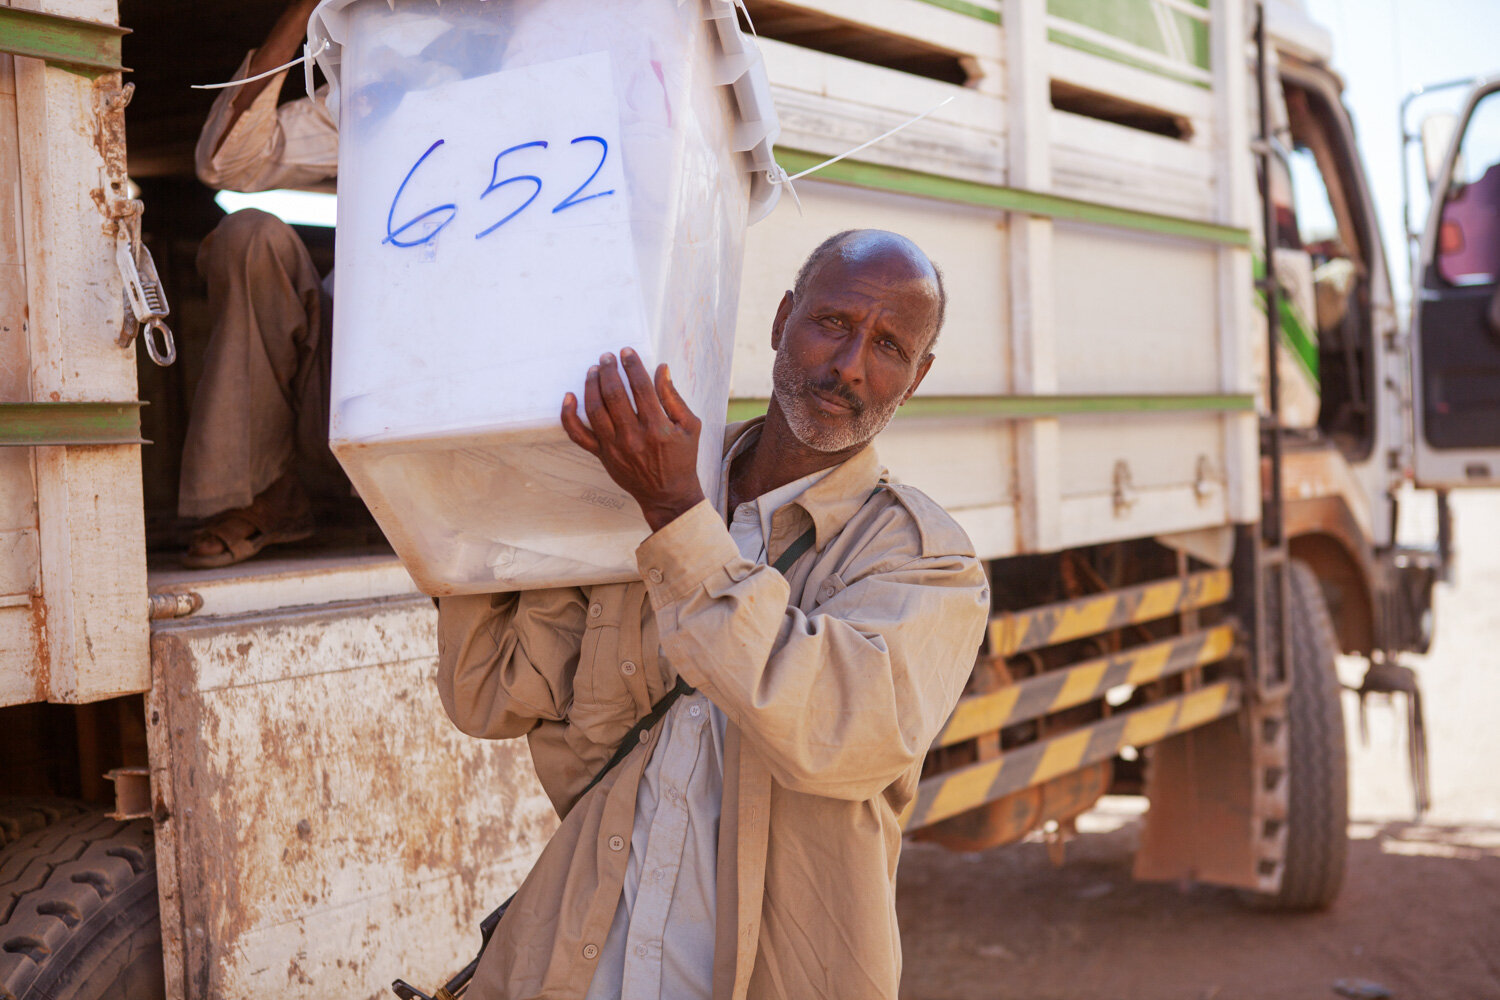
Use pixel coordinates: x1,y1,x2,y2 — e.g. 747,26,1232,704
770,247,938,454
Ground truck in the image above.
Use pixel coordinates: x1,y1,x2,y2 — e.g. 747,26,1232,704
0,0,1489,997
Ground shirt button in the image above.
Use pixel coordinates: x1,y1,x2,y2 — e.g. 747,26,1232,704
639,728,653,744
647,568,663,583
620,660,637,676
635,944,649,958
588,603,603,618
608,835,625,852
689,704,702,718
582,943,599,960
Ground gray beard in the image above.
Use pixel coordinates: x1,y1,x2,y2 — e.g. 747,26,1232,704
770,348,904,453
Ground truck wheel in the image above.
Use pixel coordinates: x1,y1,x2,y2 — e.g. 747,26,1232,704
1255,560,1350,911
0,810,164,1000
0,799,92,850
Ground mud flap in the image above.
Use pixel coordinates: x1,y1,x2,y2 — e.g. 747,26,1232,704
1132,700,1287,893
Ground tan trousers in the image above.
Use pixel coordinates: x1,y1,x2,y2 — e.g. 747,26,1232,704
179,209,342,519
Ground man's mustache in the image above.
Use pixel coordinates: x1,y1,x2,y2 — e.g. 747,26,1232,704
809,376,864,414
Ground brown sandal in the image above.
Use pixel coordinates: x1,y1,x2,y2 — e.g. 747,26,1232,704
183,474,315,569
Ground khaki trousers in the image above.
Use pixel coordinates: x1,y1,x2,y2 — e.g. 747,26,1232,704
179,208,342,519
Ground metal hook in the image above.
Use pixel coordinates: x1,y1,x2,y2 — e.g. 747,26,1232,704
143,318,176,367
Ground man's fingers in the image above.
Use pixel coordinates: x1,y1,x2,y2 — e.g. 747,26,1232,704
596,353,641,435
560,392,600,453
583,365,616,441
657,364,700,430
620,348,668,429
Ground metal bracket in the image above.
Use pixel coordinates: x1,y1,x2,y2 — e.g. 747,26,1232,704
1112,460,1138,515
0,401,145,446
0,7,127,74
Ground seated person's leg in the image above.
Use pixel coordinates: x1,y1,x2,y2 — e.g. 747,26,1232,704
180,208,331,568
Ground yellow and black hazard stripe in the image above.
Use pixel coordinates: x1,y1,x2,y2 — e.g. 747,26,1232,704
934,623,1239,748
988,569,1231,658
902,680,1242,832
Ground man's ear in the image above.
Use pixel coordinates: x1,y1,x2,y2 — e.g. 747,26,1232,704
771,290,794,351
901,353,936,404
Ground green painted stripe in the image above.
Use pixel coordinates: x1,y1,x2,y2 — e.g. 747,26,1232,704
1251,257,1320,385
774,148,1249,247
1047,28,1212,89
0,402,145,446
1276,297,1319,384
911,0,1001,24
0,7,126,74
727,394,1255,423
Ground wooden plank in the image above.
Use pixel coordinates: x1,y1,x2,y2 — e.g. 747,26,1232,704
14,0,148,703
149,598,559,1000
1050,110,1216,219
0,527,38,596
1051,224,1221,395
1211,0,1259,524
1005,0,1060,555
1048,28,1216,121
751,0,1004,62
148,553,419,621
0,602,42,706
760,37,1006,187
1058,482,1233,550
1056,413,1225,496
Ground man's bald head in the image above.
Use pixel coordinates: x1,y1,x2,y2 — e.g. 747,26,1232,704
792,229,947,352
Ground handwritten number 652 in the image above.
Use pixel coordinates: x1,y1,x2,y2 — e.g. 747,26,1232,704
384,135,617,248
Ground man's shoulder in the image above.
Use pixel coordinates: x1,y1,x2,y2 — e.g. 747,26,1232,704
870,483,977,561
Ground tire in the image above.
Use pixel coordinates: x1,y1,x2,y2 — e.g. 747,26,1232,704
0,800,92,851
0,810,164,1000
1255,560,1350,911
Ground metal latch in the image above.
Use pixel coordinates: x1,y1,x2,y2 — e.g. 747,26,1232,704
113,203,176,366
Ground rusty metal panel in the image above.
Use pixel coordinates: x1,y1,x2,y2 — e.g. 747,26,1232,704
147,596,558,999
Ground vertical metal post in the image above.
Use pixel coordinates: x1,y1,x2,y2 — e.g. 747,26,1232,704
1252,2,1291,699
1255,3,1284,549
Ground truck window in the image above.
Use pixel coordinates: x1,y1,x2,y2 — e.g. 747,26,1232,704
1435,91,1500,286
1281,80,1377,459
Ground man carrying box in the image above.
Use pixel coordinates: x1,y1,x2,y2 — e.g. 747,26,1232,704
437,229,989,1000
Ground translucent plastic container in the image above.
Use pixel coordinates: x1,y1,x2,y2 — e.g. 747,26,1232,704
309,0,778,593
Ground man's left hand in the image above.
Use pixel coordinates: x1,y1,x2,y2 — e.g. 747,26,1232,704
561,348,706,532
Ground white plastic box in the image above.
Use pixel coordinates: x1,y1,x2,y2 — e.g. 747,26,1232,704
309,0,779,593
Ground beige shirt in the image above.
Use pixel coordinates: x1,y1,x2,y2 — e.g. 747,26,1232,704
195,51,338,193
588,449,835,1000
437,419,990,999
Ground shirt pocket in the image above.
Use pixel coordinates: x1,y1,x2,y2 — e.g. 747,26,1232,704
570,587,643,746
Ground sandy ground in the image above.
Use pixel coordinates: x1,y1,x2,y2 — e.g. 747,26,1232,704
895,491,1500,1000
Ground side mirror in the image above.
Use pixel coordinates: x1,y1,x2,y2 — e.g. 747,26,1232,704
1421,111,1459,186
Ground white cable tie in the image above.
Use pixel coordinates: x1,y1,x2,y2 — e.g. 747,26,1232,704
734,0,759,40
785,95,955,182
765,163,803,216
192,38,329,90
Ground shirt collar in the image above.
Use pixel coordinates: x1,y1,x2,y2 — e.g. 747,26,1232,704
721,418,888,553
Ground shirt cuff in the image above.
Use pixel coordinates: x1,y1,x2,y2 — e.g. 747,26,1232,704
635,499,740,609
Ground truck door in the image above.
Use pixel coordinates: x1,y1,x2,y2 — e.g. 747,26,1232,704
1411,81,1500,487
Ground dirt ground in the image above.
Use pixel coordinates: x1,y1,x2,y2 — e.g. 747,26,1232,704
895,491,1500,1000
